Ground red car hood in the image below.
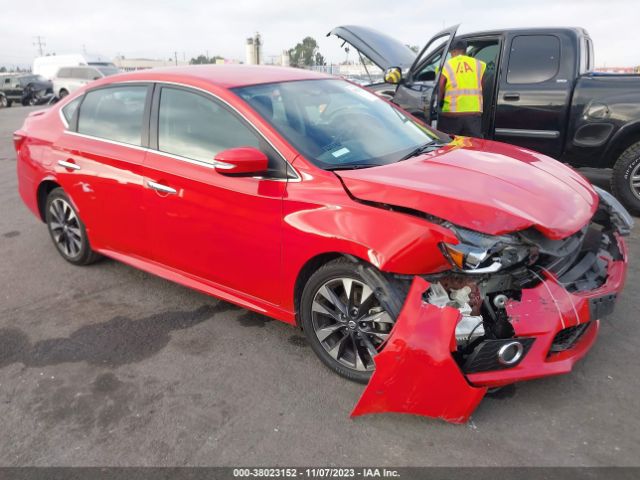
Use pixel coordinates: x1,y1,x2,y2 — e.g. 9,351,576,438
336,137,598,239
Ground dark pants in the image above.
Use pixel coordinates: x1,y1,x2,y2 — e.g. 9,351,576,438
438,114,483,138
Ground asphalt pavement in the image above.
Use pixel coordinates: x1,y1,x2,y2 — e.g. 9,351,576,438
1,106,639,466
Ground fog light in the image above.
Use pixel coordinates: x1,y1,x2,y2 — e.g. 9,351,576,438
497,341,524,366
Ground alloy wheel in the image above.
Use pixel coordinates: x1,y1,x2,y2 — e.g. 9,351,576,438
48,198,83,258
311,277,394,372
630,162,640,201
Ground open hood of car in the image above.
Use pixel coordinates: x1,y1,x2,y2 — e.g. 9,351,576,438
335,138,599,240
327,25,417,71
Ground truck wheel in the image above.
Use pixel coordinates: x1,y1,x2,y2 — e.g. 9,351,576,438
59,89,68,99
611,141,640,213
0,95,6,108
6,100,12,107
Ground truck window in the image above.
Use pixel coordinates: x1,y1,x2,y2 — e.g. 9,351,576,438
586,38,594,71
473,44,499,71
506,35,560,84
414,48,445,81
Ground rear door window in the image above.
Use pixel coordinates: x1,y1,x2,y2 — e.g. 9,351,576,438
77,85,148,145
506,35,560,84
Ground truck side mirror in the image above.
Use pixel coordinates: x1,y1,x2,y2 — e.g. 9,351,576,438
384,67,403,85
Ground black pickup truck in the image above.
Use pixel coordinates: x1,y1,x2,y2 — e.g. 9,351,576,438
329,25,640,212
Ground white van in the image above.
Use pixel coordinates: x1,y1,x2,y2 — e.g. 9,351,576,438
32,54,117,80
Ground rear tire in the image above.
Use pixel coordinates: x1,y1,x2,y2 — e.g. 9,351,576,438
45,188,101,265
611,141,640,214
0,95,7,108
299,257,408,384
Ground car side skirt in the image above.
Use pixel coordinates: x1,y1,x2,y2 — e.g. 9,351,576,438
97,248,297,325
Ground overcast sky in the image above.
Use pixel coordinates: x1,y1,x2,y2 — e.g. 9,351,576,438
2,0,638,68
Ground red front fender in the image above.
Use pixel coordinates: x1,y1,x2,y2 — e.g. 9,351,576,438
351,277,486,423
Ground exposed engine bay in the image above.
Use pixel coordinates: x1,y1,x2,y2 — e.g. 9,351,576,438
422,186,631,374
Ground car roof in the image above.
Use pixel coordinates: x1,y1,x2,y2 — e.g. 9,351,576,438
101,65,333,89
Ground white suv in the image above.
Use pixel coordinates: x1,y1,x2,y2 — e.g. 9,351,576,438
53,66,119,98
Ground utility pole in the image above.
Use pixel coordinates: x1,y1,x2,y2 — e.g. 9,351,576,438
174,51,178,66
33,36,46,56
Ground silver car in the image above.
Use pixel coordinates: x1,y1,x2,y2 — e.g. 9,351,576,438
52,65,119,98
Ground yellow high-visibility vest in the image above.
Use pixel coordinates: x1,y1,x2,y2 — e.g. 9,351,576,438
441,55,486,113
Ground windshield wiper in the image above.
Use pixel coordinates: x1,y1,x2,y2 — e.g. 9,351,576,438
325,164,383,171
399,140,443,161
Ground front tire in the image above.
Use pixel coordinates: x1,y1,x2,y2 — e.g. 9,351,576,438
611,141,640,213
0,95,7,108
59,89,68,99
45,188,101,265
300,258,407,384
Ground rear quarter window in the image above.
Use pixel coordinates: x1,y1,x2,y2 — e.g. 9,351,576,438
507,35,560,84
61,96,82,126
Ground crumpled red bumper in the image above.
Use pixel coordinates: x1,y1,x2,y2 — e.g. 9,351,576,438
351,277,486,424
352,238,628,424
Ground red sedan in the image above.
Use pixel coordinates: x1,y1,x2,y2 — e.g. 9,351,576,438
14,65,632,422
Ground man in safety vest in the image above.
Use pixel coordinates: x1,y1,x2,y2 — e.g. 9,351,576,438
437,39,486,138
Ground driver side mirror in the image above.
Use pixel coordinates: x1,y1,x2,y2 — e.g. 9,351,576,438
213,147,268,175
383,67,403,85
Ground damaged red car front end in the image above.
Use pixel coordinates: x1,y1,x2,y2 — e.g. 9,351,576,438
353,196,630,423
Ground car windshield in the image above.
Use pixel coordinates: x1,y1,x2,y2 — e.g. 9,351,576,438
233,79,442,169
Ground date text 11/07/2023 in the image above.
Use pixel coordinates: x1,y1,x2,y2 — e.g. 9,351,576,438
232,468,401,478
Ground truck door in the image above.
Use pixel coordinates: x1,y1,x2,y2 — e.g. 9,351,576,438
394,25,458,120
492,32,574,158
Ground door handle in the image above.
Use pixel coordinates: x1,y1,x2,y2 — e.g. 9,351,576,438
503,93,520,101
147,180,177,195
58,159,80,170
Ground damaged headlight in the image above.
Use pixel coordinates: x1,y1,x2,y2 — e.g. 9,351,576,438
440,226,532,273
